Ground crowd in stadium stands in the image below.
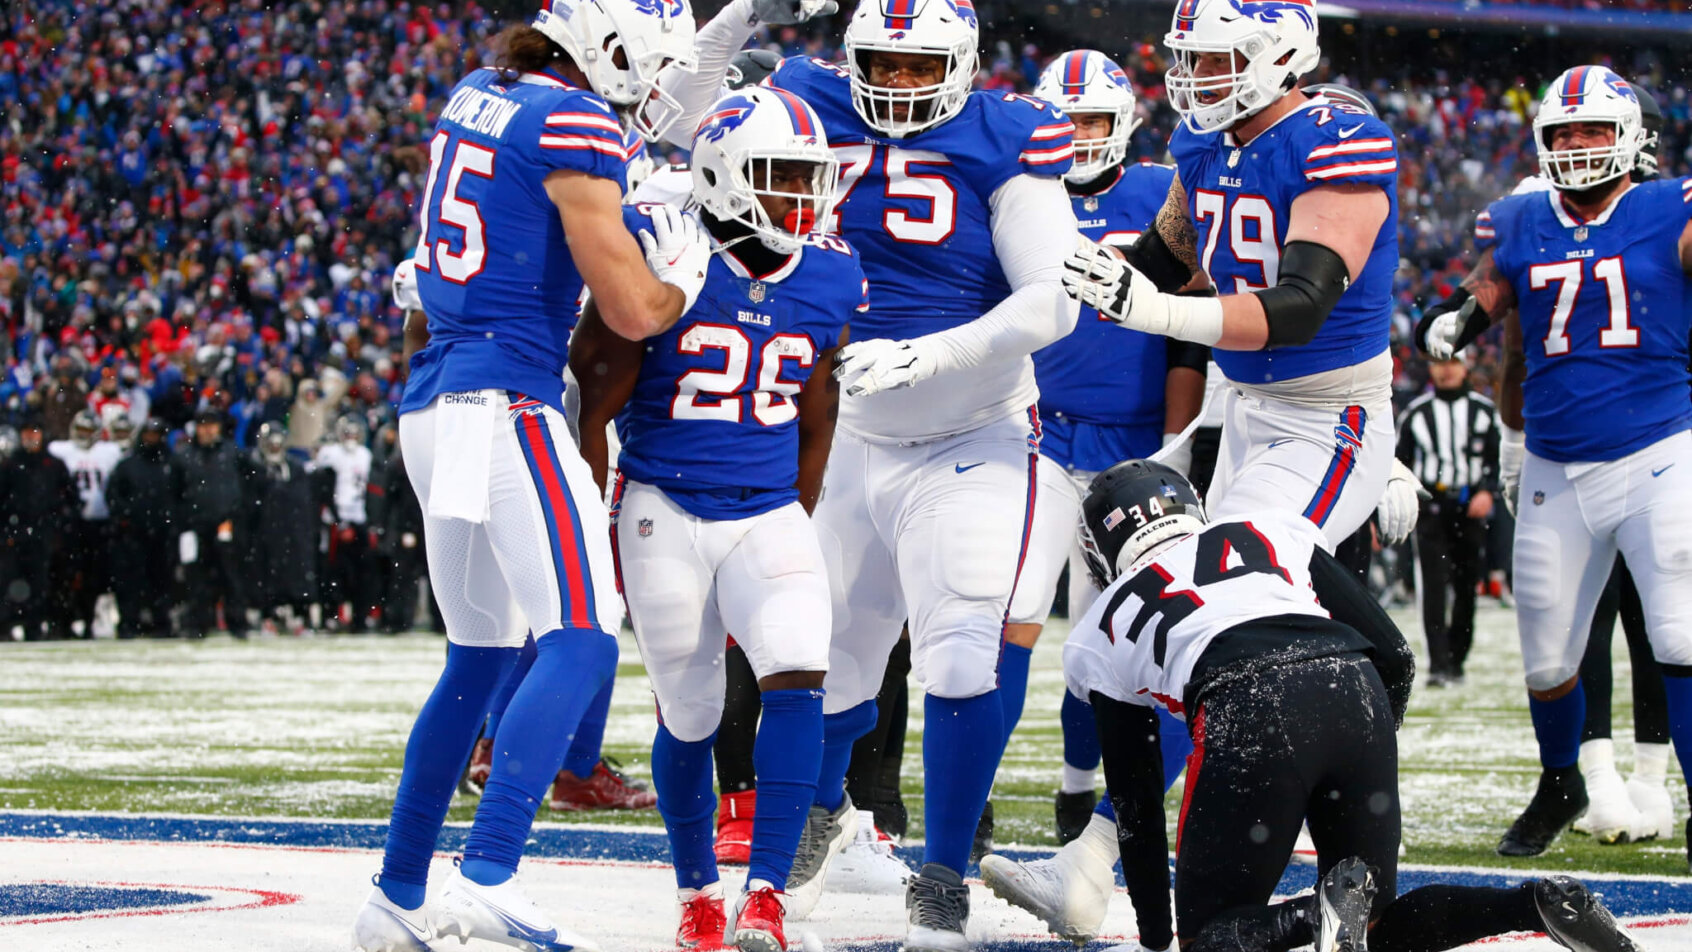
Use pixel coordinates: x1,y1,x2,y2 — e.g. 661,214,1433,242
0,0,1681,636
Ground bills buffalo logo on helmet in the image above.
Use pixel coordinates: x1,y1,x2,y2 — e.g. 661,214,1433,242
630,0,687,17
696,96,757,143
945,0,978,28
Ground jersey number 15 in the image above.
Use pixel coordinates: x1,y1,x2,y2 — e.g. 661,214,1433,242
413,131,493,284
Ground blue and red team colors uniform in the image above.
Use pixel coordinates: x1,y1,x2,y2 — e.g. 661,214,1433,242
1480,177,1692,815
1168,99,1401,544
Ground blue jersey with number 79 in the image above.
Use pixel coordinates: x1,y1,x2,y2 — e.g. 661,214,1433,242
403,67,631,417
1484,179,1692,463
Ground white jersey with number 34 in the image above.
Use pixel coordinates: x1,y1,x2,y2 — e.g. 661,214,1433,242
1064,509,1330,718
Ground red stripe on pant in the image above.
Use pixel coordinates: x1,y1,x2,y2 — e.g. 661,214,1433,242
1175,705,1206,857
517,412,594,630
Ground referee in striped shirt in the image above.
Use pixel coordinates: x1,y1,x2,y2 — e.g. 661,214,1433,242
1397,354,1499,686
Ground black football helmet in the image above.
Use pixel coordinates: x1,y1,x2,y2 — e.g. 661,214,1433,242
1632,83,1662,180
1304,83,1378,119
71,410,99,449
725,49,781,90
1079,459,1207,589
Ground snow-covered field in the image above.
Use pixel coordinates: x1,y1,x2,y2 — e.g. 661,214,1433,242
2,603,1689,949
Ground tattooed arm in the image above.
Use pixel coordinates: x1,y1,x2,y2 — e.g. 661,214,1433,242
1460,248,1518,319
1154,172,1201,276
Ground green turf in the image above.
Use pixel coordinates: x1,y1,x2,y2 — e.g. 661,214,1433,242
1,604,1683,877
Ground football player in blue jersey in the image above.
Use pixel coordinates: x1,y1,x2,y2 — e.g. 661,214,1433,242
350,2,711,949
994,49,1204,848
1062,0,1416,552
659,0,1081,946
1419,65,1692,868
569,86,865,952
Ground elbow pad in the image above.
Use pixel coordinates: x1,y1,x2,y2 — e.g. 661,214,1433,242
1166,338,1210,373
1254,240,1351,349
1123,227,1197,294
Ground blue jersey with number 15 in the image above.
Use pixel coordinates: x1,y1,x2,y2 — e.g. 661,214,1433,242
1034,161,1176,471
1484,179,1692,463
403,68,629,417
615,204,867,520
1169,99,1398,385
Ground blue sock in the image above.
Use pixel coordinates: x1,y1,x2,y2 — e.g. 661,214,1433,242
998,642,1033,749
1661,674,1692,792
816,700,877,812
563,675,614,778
461,629,618,885
483,634,537,739
1061,689,1100,772
1158,708,1194,793
749,688,824,889
1528,685,1586,770
379,643,519,908
653,724,720,891
923,691,1004,874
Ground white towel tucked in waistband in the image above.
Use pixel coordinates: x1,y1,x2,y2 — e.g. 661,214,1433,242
427,390,497,523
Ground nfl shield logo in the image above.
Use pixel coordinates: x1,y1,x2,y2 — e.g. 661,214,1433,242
749,280,766,304
638,518,654,537
1574,226,1589,242
1533,490,1545,506
1083,196,1099,212
1228,148,1242,168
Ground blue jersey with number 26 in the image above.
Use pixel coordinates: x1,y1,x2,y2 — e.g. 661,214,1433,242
1169,99,1398,385
1484,179,1692,463
1034,161,1176,471
403,68,629,416
615,204,867,520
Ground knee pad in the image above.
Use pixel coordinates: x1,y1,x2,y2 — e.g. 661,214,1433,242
1525,666,1580,694
657,697,725,745
917,622,1003,699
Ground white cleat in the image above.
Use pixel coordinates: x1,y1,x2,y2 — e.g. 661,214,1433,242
825,810,910,895
1571,767,1641,844
351,885,432,952
978,813,1117,946
1626,776,1674,842
785,795,857,920
433,870,601,952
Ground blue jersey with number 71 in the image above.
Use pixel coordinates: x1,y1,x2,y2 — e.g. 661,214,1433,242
403,67,633,417
1484,179,1692,463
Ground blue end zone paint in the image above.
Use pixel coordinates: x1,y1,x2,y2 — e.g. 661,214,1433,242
0,884,207,918
5,811,1690,935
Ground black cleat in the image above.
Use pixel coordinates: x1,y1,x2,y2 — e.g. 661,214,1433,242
1055,790,1098,845
1498,767,1587,857
970,800,995,865
905,863,971,952
1534,876,1641,952
1316,857,1377,952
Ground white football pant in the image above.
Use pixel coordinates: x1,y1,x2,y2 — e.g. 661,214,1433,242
1515,430,1692,691
1007,455,1103,627
400,391,620,649
612,478,831,743
815,409,1040,712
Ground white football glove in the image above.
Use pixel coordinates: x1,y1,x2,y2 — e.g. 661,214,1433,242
390,258,421,311
1423,309,1462,361
1062,237,1223,345
638,204,711,314
1376,458,1428,545
752,0,837,24
179,530,199,565
1500,424,1525,516
832,337,938,397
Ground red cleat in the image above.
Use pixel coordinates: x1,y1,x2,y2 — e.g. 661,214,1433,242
730,886,788,952
548,757,658,812
715,790,755,865
677,890,729,950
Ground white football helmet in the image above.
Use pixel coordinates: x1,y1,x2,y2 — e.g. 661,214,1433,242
842,0,979,138
1533,66,1647,191
1164,0,1320,135
1034,50,1139,183
531,0,697,142
692,88,841,255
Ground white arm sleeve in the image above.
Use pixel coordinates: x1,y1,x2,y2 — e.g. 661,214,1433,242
915,174,1080,375
657,0,760,149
